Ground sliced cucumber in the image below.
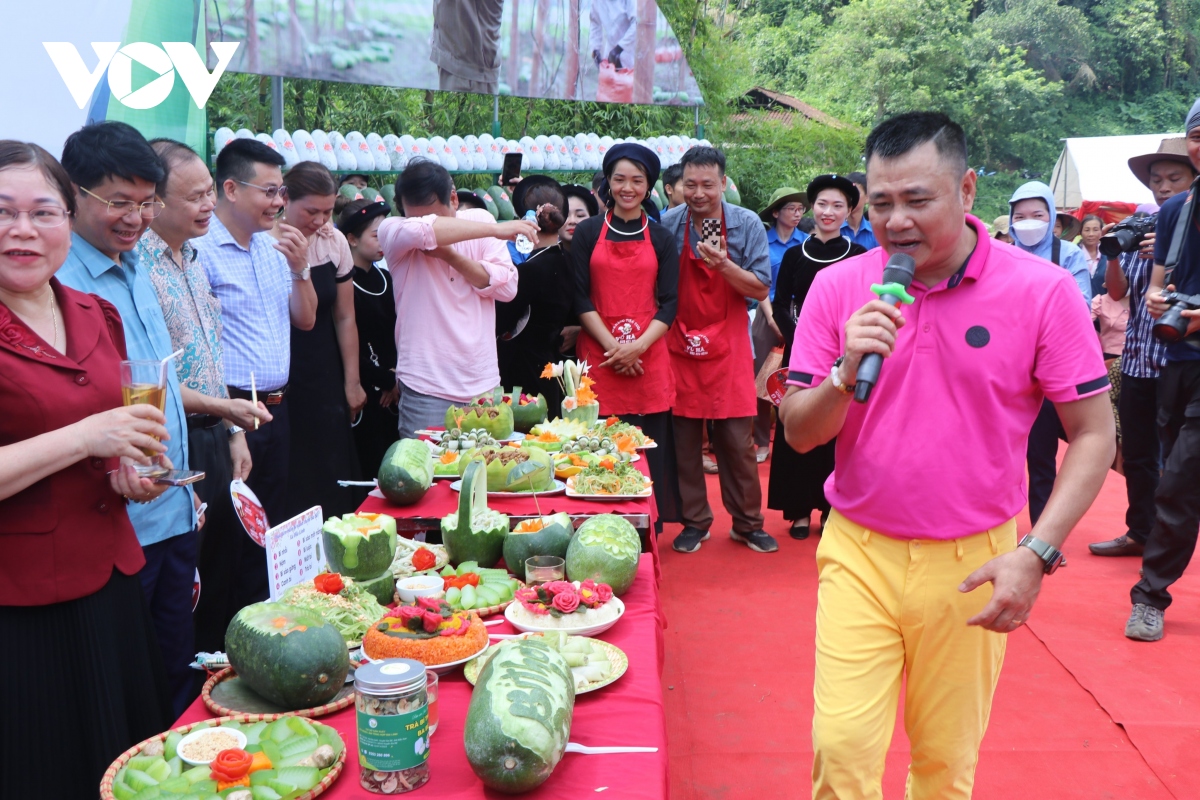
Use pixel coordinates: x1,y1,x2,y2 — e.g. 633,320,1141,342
274,766,320,791
125,769,158,792
145,758,173,783
285,716,316,739
278,733,318,760
182,766,210,785
164,731,183,761
268,780,297,796
168,756,183,778
112,779,137,800
250,785,283,800
250,769,277,786
267,719,294,742
158,775,190,793
242,721,267,746
129,787,162,800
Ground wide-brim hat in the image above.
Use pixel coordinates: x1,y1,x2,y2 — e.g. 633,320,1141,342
1128,137,1195,189
562,184,600,217
512,174,565,219
758,186,807,224
992,215,1010,236
1056,210,1082,241
806,174,859,210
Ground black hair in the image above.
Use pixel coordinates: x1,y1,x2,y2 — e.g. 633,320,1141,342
562,184,599,217
283,161,338,201
396,159,453,208
591,171,606,191
523,182,566,234
0,140,77,216
61,121,163,192
457,189,488,211
679,146,726,176
798,216,816,234
148,138,202,199
215,138,285,196
337,197,391,239
847,171,867,190
864,112,968,175
662,163,683,187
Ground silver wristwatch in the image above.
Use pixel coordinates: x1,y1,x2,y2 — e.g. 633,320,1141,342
1018,534,1064,575
228,425,246,437
291,266,312,281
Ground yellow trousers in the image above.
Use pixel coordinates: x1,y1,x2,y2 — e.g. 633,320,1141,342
812,510,1017,800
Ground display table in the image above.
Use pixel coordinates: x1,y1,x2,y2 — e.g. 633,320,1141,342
177,555,668,799
360,458,657,535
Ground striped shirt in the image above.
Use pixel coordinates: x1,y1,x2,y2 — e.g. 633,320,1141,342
195,215,293,391
1118,251,1169,379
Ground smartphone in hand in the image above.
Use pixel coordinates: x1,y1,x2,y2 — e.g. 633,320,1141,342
701,218,722,250
154,470,206,486
500,152,523,187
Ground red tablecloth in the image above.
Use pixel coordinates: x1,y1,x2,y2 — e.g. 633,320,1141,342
177,555,668,799
359,458,657,528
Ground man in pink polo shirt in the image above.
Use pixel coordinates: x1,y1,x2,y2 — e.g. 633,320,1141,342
378,160,539,438
779,112,1115,799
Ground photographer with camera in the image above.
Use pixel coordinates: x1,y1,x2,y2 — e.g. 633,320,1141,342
1089,138,1195,561
1123,108,1200,642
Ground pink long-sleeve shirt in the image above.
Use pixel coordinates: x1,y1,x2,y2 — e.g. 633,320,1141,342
379,208,518,402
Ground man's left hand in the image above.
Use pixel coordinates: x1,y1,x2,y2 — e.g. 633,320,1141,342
960,546,1045,632
274,223,311,274
696,236,728,269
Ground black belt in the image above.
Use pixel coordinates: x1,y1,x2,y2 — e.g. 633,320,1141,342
186,414,223,430
228,384,288,405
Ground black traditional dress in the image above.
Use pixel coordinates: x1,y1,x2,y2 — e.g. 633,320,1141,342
768,235,866,522
351,261,399,477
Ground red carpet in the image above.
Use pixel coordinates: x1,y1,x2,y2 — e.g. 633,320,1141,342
660,449,1194,799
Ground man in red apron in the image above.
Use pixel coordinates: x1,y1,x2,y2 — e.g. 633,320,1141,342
660,146,775,553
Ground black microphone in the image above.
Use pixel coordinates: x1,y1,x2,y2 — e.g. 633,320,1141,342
853,253,916,403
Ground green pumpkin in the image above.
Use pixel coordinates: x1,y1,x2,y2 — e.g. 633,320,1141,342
565,514,641,595
456,446,554,492
503,512,574,577
504,386,548,433
464,638,574,792
446,401,515,440
442,459,510,567
376,438,434,506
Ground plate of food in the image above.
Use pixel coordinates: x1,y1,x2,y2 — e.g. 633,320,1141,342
391,538,449,581
464,631,628,693
449,478,567,498
565,462,653,499
504,580,625,636
360,598,491,674
100,716,344,800
596,418,657,450
276,573,389,650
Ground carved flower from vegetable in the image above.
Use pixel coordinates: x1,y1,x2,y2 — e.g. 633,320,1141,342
595,583,614,604
422,610,443,633
552,591,580,613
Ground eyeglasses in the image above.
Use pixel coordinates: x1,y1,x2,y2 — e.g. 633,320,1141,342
0,206,71,228
780,204,806,214
234,180,286,200
79,185,165,219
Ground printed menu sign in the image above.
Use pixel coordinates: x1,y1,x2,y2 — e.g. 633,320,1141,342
265,506,325,600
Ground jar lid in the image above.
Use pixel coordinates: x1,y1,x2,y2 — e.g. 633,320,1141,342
354,658,428,694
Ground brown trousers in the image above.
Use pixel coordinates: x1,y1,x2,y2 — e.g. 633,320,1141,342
673,416,765,534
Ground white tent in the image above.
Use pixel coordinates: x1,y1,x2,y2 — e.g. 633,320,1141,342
1050,134,1177,208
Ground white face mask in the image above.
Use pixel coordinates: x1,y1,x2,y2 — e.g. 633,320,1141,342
1011,218,1049,247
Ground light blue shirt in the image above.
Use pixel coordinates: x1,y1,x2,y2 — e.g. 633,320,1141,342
58,233,195,547
840,217,879,250
194,215,293,390
767,226,806,300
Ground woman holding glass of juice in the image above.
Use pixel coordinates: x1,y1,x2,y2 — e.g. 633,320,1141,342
0,140,175,798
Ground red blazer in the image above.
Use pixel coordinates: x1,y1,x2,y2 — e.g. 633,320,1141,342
0,279,145,606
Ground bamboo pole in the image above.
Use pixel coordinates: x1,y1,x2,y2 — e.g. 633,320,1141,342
632,0,655,103
507,0,521,92
565,0,580,99
530,0,550,95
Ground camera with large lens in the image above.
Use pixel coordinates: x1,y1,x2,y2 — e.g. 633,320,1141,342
1099,212,1158,258
1152,291,1200,346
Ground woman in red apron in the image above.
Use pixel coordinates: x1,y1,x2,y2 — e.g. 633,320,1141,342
570,142,682,525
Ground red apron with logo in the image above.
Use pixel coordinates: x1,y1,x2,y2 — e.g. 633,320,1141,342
575,213,675,416
669,214,757,418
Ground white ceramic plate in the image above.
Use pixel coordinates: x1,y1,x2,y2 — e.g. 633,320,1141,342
177,726,248,766
464,633,629,693
448,478,567,498
504,597,625,636
564,476,652,500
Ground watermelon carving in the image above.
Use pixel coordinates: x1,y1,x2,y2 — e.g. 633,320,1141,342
225,602,350,709
564,514,641,595
442,459,510,567
446,399,515,439
456,445,554,492
503,512,574,575
504,386,548,432
322,513,397,579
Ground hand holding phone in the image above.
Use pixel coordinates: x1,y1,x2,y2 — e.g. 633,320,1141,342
500,153,523,187
154,470,206,486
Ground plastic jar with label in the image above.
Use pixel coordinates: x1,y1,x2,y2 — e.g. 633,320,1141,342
355,658,431,793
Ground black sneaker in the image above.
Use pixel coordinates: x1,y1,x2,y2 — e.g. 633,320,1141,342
730,529,779,553
672,526,710,553
790,521,810,540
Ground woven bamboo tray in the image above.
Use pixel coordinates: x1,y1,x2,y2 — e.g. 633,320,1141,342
201,666,357,720
99,715,346,800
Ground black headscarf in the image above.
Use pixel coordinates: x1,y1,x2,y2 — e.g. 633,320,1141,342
598,142,662,221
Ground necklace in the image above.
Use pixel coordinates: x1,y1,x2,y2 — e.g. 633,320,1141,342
48,290,60,352
353,263,388,296
801,236,853,264
604,210,648,237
